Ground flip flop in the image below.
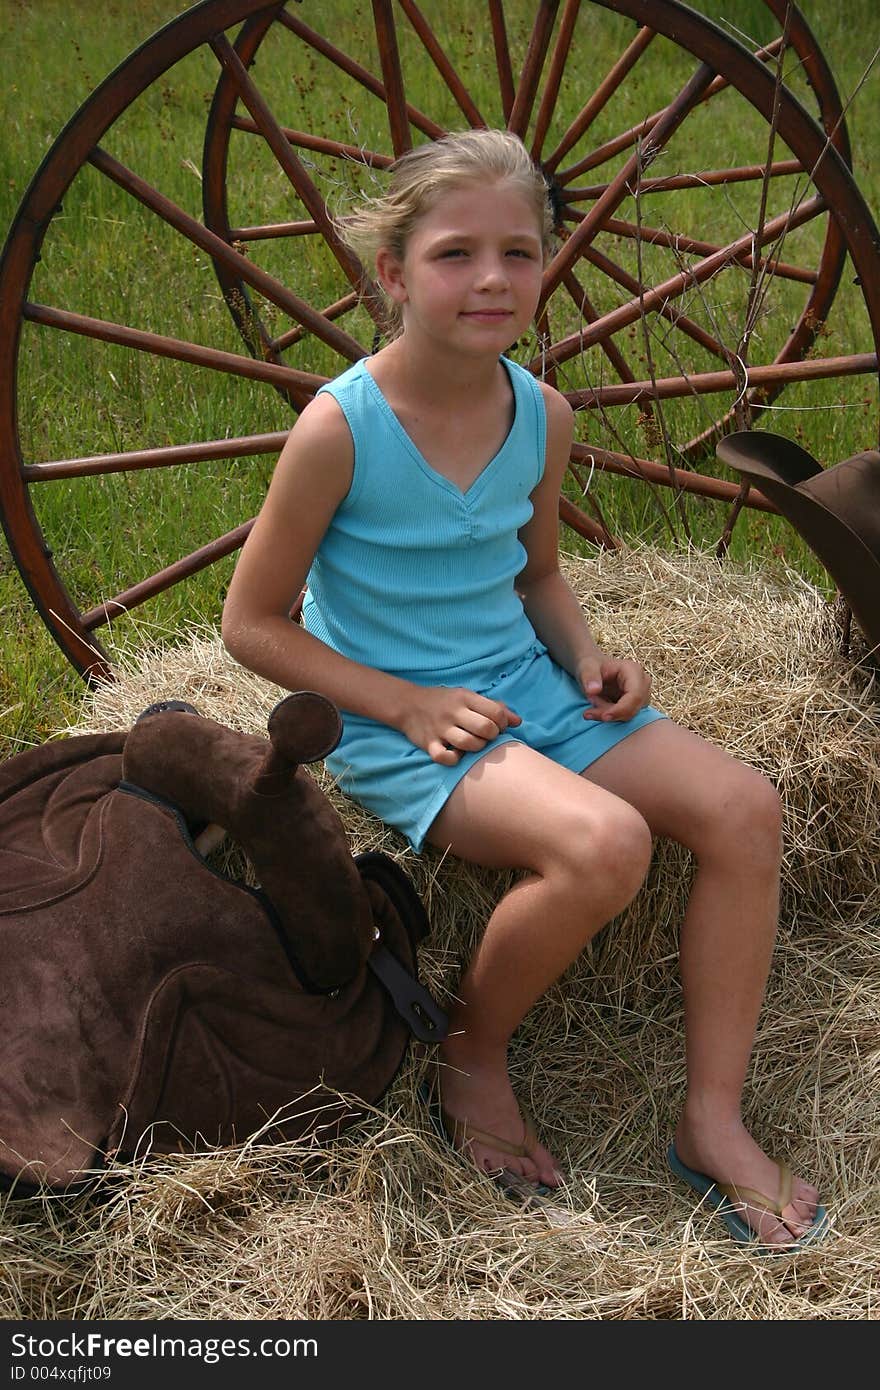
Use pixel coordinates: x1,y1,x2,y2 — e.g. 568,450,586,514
667,1143,830,1252
417,1080,570,1217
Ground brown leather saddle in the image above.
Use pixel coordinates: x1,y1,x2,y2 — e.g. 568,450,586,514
0,693,446,1191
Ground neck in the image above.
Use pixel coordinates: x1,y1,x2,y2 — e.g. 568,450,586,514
376,334,505,405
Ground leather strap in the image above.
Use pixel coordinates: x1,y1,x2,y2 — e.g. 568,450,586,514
716,1161,793,1217
367,943,448,1042
438,1103,539,1161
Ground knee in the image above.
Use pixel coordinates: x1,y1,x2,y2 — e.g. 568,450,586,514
700,764,783,867
556,800,653,912
741,767,784,853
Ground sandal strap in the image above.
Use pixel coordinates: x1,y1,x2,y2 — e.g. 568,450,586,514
439,1104,533,1161
716,1161,793,1218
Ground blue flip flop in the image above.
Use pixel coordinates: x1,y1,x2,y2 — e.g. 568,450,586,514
667,1143,829,1252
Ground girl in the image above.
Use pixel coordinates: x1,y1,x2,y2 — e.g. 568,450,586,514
223,129,825,1247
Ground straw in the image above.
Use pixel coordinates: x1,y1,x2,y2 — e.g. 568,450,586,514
2,545,877,1319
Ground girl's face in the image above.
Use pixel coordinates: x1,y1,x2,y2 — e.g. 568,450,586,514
377,179,545,358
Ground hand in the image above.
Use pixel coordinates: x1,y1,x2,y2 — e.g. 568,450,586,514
578,654,652,722
399,685,522,765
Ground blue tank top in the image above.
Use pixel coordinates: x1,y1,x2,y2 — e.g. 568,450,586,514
303,355,547,689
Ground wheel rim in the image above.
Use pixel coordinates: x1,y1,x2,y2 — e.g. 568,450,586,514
1,0,878,680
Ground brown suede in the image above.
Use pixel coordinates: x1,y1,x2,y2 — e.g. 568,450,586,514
0,694,434,1191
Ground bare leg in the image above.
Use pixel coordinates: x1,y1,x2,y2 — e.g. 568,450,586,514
426,741,653,1188
582,719,820,1244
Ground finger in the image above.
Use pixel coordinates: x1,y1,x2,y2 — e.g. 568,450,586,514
470,697,521,731
587,694,641,722
582,701,614,721
427,739,461,765
445,726,490,753
578,667,605,702
615,662,650,696
605,696,641,721
457,710,503,741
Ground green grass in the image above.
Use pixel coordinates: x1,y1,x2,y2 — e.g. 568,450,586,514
0,0,877,754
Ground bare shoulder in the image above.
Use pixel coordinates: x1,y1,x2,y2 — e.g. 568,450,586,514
538,380,574,437
270,388,354,504
537,382,574,486
225,388,355,622
282,389,353,461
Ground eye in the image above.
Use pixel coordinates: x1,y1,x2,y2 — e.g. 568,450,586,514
506,247,537,259
437,247,467,259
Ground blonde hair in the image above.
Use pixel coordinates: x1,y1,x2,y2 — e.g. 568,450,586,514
337,129,556,338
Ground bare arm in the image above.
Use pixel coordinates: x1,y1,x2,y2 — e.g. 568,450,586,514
222,393,519,762
222,393,415,726
517,385,651,721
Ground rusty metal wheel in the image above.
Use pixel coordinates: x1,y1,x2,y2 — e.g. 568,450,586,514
1,1,878,681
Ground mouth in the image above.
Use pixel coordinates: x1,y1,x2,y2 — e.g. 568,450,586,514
460,309,514,322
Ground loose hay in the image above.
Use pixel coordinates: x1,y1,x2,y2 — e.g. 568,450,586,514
2,545,879,1320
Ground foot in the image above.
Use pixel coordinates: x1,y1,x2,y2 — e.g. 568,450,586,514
436,1040,563,1189
674,1112,821,1246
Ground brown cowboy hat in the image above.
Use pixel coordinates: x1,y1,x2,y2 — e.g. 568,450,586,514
716,430,880,654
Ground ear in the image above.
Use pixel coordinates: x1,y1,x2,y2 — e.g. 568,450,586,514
375,246,408,305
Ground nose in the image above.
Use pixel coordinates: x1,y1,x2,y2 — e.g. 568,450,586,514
475,254,509,291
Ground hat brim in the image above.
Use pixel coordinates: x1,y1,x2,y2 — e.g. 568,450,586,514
716,430,823,489
716,432,880,651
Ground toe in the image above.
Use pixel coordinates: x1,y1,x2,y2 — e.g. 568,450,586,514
760,1215,798,1246
748,1181,822,1246
475,1142,560,1190
473,1143,537,1184
781,1179,820,1234
470,1126,561,1189
532,1145,564,1189
746,1202,802,1246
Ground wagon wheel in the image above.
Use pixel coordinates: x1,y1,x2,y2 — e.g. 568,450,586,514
1,2,878,681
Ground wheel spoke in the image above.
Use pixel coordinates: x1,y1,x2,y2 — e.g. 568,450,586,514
89,146,366,363
80,522,255,632
568,234,734,362
507,0,559,139
557,35,785,182
683,354,878,459
487,0,516,124
228,218,318,242
568,441,777,511
562,351,877,408
23,302,328,394
21,432,289,483
561,270,641,383
563,159,804,200
372,0,413,156
559,492,612,546
542,25,655,175
228,113,393,170
272,293,360,352
209,33,383,317
530,0,582,160
599,216,818,285
276,5,444,140
558,112,657,185
538,193,827,367
540,60,717,304
399,0,487,127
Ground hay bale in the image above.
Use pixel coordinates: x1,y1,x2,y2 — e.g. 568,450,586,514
2,546,878,1319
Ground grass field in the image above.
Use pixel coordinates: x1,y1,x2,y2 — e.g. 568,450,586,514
0,0,878,752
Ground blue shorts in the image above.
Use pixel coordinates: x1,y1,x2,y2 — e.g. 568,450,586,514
327,642,666,853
